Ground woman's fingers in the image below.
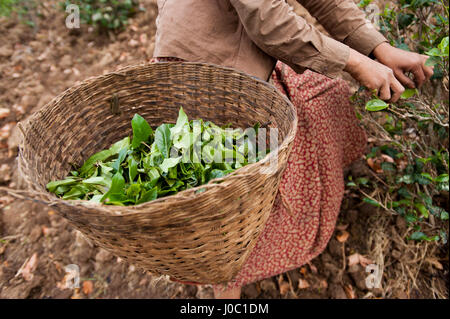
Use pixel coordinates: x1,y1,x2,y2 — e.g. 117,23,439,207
394,69,416,89
411,63,426,88
421,55,434,81
379,82,391,101
389,76,405,103
377,72,404,102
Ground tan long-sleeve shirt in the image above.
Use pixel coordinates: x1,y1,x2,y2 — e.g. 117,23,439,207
153,0,387,81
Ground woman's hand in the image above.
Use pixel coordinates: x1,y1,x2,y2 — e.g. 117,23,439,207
372,42,434,89
344,48,405,102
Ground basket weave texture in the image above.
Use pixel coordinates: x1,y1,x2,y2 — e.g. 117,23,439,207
17,62,297,284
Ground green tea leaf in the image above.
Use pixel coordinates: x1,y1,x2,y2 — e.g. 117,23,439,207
126,183,141,200
110,172,125,193
438,36,449,56
435,174,449,183
155,124,172,159
82,176,112,188
160,156,182,173
425,56,441,66
113,148,128,172
365,99,389,112
410,231,428,241
137,187,158,204
101,172,126,203
80,149,113,176
170,107,189,137
131,114,153,149
46,178,79,192
363,197,381,207
109,137,130,154
208,169,226,180
89,195,104,203
414,203,429,218
62,186,88,200
425,47,444,57
128,157,138,182
400,88,418,99
47,108,268,206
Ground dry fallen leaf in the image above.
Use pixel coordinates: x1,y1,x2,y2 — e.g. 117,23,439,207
71,288,83,299
0,123,15,140
307,262,318,274
335,224,349,231
380,154,395,163
344,284,357,299
359,255,374,267
139,33,148,44
53,261,62,274
0,108,10,119
367,157,382,173
82,280,94,295
279,281,291,295
42,226,50,236
139,278,148,286
299,266,307,275
348,253,361,267
0,195,14,206
319,280,328,290
336,230,350,243
298,279,310,289
367,157,375,170
348,253,374,267
395,158,408,171
16,253,38,281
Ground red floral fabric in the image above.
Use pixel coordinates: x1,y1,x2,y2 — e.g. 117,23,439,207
151,58,367,289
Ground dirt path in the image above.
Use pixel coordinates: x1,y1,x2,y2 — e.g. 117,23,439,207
0,1,447,299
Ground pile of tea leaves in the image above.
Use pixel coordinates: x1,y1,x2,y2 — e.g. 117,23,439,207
46,107,267,205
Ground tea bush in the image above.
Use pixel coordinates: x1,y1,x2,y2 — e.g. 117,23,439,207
350,0,449,243
0,0,39,27
60,0,141,32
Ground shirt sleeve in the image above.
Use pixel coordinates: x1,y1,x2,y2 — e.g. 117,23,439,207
297,0,388,56
229,0,350,78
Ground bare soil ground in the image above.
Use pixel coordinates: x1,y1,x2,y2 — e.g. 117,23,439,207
0,0,447,299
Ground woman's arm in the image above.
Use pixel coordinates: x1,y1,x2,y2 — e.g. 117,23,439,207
298,0,433,96
229,0,351,78
230,0,405,102
344,48,405,102
297,0,387,56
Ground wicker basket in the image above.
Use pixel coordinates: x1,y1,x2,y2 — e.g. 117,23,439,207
15,62,297,284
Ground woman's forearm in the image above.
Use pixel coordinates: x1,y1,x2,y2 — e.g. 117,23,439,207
297,0,388,56
229,0,349,78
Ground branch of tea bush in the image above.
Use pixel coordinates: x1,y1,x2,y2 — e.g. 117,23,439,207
349,0,449,243
389,101,448,128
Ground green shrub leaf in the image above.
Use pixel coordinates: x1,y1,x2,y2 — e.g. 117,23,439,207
365,99,389,111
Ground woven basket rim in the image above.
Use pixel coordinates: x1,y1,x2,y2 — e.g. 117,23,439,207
18,62,298,215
